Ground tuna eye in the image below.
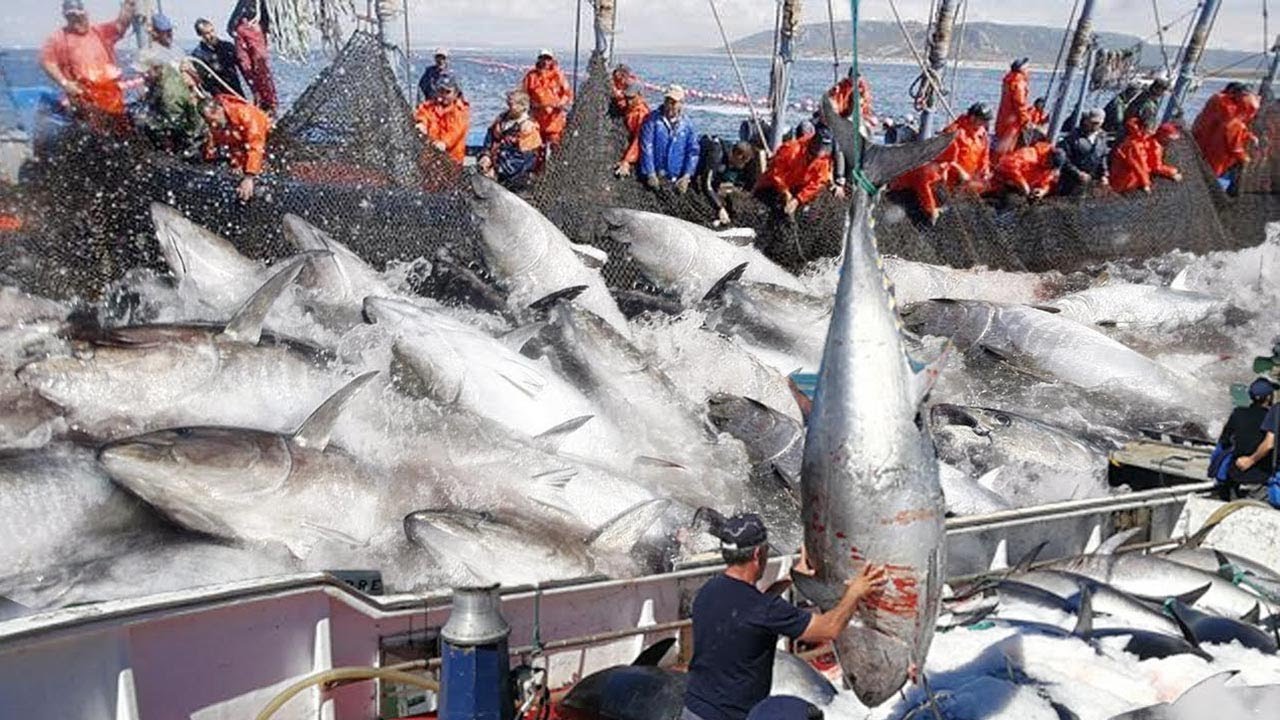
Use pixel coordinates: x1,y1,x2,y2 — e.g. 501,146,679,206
994,414,1012,427
175,428,193,437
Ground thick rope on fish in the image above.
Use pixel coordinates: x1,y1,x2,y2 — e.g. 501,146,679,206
846,0,877,195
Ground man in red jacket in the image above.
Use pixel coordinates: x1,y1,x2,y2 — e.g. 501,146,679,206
200,94,271,202
230,1,278,115
614,84,651,177
754,129,834,218
1194,83,1260,189
523,49,574,147
415,76,471,164
994,140,1060,199
994,58,1032,158
826,69,877,128
1110,118,1182,194
40,0,135,130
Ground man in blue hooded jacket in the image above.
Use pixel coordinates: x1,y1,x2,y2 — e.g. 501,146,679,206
640,84,700,194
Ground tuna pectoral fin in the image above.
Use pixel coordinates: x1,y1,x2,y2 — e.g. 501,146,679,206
1170,267,1191,292
634,456,688,471
714,228,757,246
1166,601,1201,646
1072,587,1094,639
791,573,844,612
701,263,749,304
632,638,676,667
586,498,672,555
569,243,609,269
499,322,547,353
528,286,589,314
1094,527,1143,555
533,415,595,453
293,372,379,450
221,252,321,344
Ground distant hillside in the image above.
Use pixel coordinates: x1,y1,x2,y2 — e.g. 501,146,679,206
728,21,1259,76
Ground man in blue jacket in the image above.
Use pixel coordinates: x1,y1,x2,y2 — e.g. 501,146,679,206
640,84,700,194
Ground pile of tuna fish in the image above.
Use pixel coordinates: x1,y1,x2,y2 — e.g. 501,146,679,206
0,163,1271,614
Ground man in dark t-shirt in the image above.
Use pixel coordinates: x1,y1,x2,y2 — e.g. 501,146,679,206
682,514,887,720
1235,378,1280,494
1217,378,1278,499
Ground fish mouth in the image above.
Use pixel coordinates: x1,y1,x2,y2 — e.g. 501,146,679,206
97,437,178,472
467,173,494,202
929,404,989,437
600,208,631,236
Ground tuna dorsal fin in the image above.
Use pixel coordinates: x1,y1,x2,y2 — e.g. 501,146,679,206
1095,527,1143,556
533,415,594,453
1072,586,1094,639
293,372,379,450
1170,267,1191,291
819,93,955,187
632,638,676,666
988,539,1010,573
528,286,588,314
1162,600,1200,648
221,253,318,344
1212,549,1236,579
1013,541,1049,574
702,262,750,304
1242,602,1262,625
909,341,951,407
499,322,546,353
792,572,844,612
569,243,609,269
586,498,672,553
1176,583,1213,607
715,227,757,246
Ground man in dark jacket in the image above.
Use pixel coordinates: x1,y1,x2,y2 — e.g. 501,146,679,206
696,137,761,225
1123,77,1170,133
191,18,243,98
1103,83,1141,134
640,84,700,193
1057,108,1109,195
418,48,453,102
1223,378,1279,500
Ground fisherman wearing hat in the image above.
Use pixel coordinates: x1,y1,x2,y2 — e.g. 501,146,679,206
134,41,205,157
418,47,455,102
753,126,835,219
936,102,993,191
1223,378,1280,500
639,84,700,194
994,57,1032,158
1056,108,1110,196
681,513,886,720
523,49,573,147
609,63,637,116
414,75,471,164
613,82,650,178
40,0,136,128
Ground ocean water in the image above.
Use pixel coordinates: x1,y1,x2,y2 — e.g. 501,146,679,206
0,46,1226,145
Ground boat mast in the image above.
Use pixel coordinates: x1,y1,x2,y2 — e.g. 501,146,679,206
1262,34,1280,101
1047,0,1097,140
1164,0,1223,122
918,0,958,139
768,0,802,151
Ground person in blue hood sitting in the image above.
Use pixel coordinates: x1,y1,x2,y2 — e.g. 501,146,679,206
1215,377,1279,500
640,84,700,194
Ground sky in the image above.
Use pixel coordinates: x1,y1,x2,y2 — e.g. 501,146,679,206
0,0,1266,53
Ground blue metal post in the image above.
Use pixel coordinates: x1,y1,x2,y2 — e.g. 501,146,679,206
919,0,958,139
1165,0,1222,122
439,585,513,720
768,0,801,151
1048,0,1097,142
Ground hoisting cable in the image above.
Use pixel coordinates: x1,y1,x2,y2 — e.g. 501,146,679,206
708,0,772,157
886,0,957,124
1151,0,1174,76
1043,0,1082,113
948,0,969,101
847,0,877,194
572,0,583,91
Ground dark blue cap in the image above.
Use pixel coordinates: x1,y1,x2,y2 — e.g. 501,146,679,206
152,13,173,32
717,512,768,550
746,695,823,720
1249,378,1279,399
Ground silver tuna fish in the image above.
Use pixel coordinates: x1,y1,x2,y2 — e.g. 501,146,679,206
795,96,953,706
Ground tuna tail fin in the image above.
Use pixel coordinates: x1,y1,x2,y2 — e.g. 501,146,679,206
792,572,845,612
1095,527,1143,556
528,285,589,314
1241,602,1262,625
1212,549,1236,581
701,262,750,304
533,415,595,453
632,638,676,666
1072,586,1094,639
293,372,379,450
820,93,955,187
221,252,325,344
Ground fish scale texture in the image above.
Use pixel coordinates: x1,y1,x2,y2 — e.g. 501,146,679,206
2,33,1277,300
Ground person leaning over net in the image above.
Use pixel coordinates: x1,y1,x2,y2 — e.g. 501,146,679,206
198,93,270,202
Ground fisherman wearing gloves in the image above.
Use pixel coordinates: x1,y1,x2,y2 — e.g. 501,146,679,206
1234,379,1280,503
753,126,835,219
414,76,471,164
681,513,886,720
639,85,700,195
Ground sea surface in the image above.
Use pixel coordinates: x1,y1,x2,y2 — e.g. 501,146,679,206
0,46,1227,146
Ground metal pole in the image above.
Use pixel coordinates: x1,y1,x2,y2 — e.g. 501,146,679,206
1261,34,1280,101
919,0,957,139
826,0,841,84
1048,0,1097,142
572,0,583,92
768,0,801,151
1165,0,1223,122
1066,42,1097,134
402,0,414,100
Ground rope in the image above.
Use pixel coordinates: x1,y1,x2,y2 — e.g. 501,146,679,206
187,56,250,102
1201,51,1267,78
885,0,957,122
826,0,841,84
1170,1,1202,76
1152,0,1173,75
1044,0,1081,106
846,0,877,194
948,0,969,102
708,0,771,157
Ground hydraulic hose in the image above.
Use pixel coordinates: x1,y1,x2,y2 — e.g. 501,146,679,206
254,666,441,720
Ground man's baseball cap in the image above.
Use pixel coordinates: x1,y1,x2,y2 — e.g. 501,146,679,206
1011,57,1029,71
538,48,555,59
716,512,768,550
62,0,87,16
664,84,687,102
152,13,174,33
1249,377,1279,399
434,47,449,57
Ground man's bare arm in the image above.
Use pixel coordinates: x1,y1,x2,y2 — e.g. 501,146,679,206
798,564,888,643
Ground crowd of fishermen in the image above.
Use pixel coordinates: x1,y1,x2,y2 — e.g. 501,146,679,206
38,0,1265,219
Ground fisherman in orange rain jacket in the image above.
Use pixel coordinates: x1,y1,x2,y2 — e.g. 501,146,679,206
1194,83,1260,181
523,49,574,146
754,129,835,218
199,93,271,202
414,76,471,164
614,83,651,177
609,64,635,116
1028,97,1049,130
888,161,954,225
937,102,994,190
994,58,1032,158
40,0,135,130
826,69,876,127
1110,117,1182,194
994,140,1061,198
